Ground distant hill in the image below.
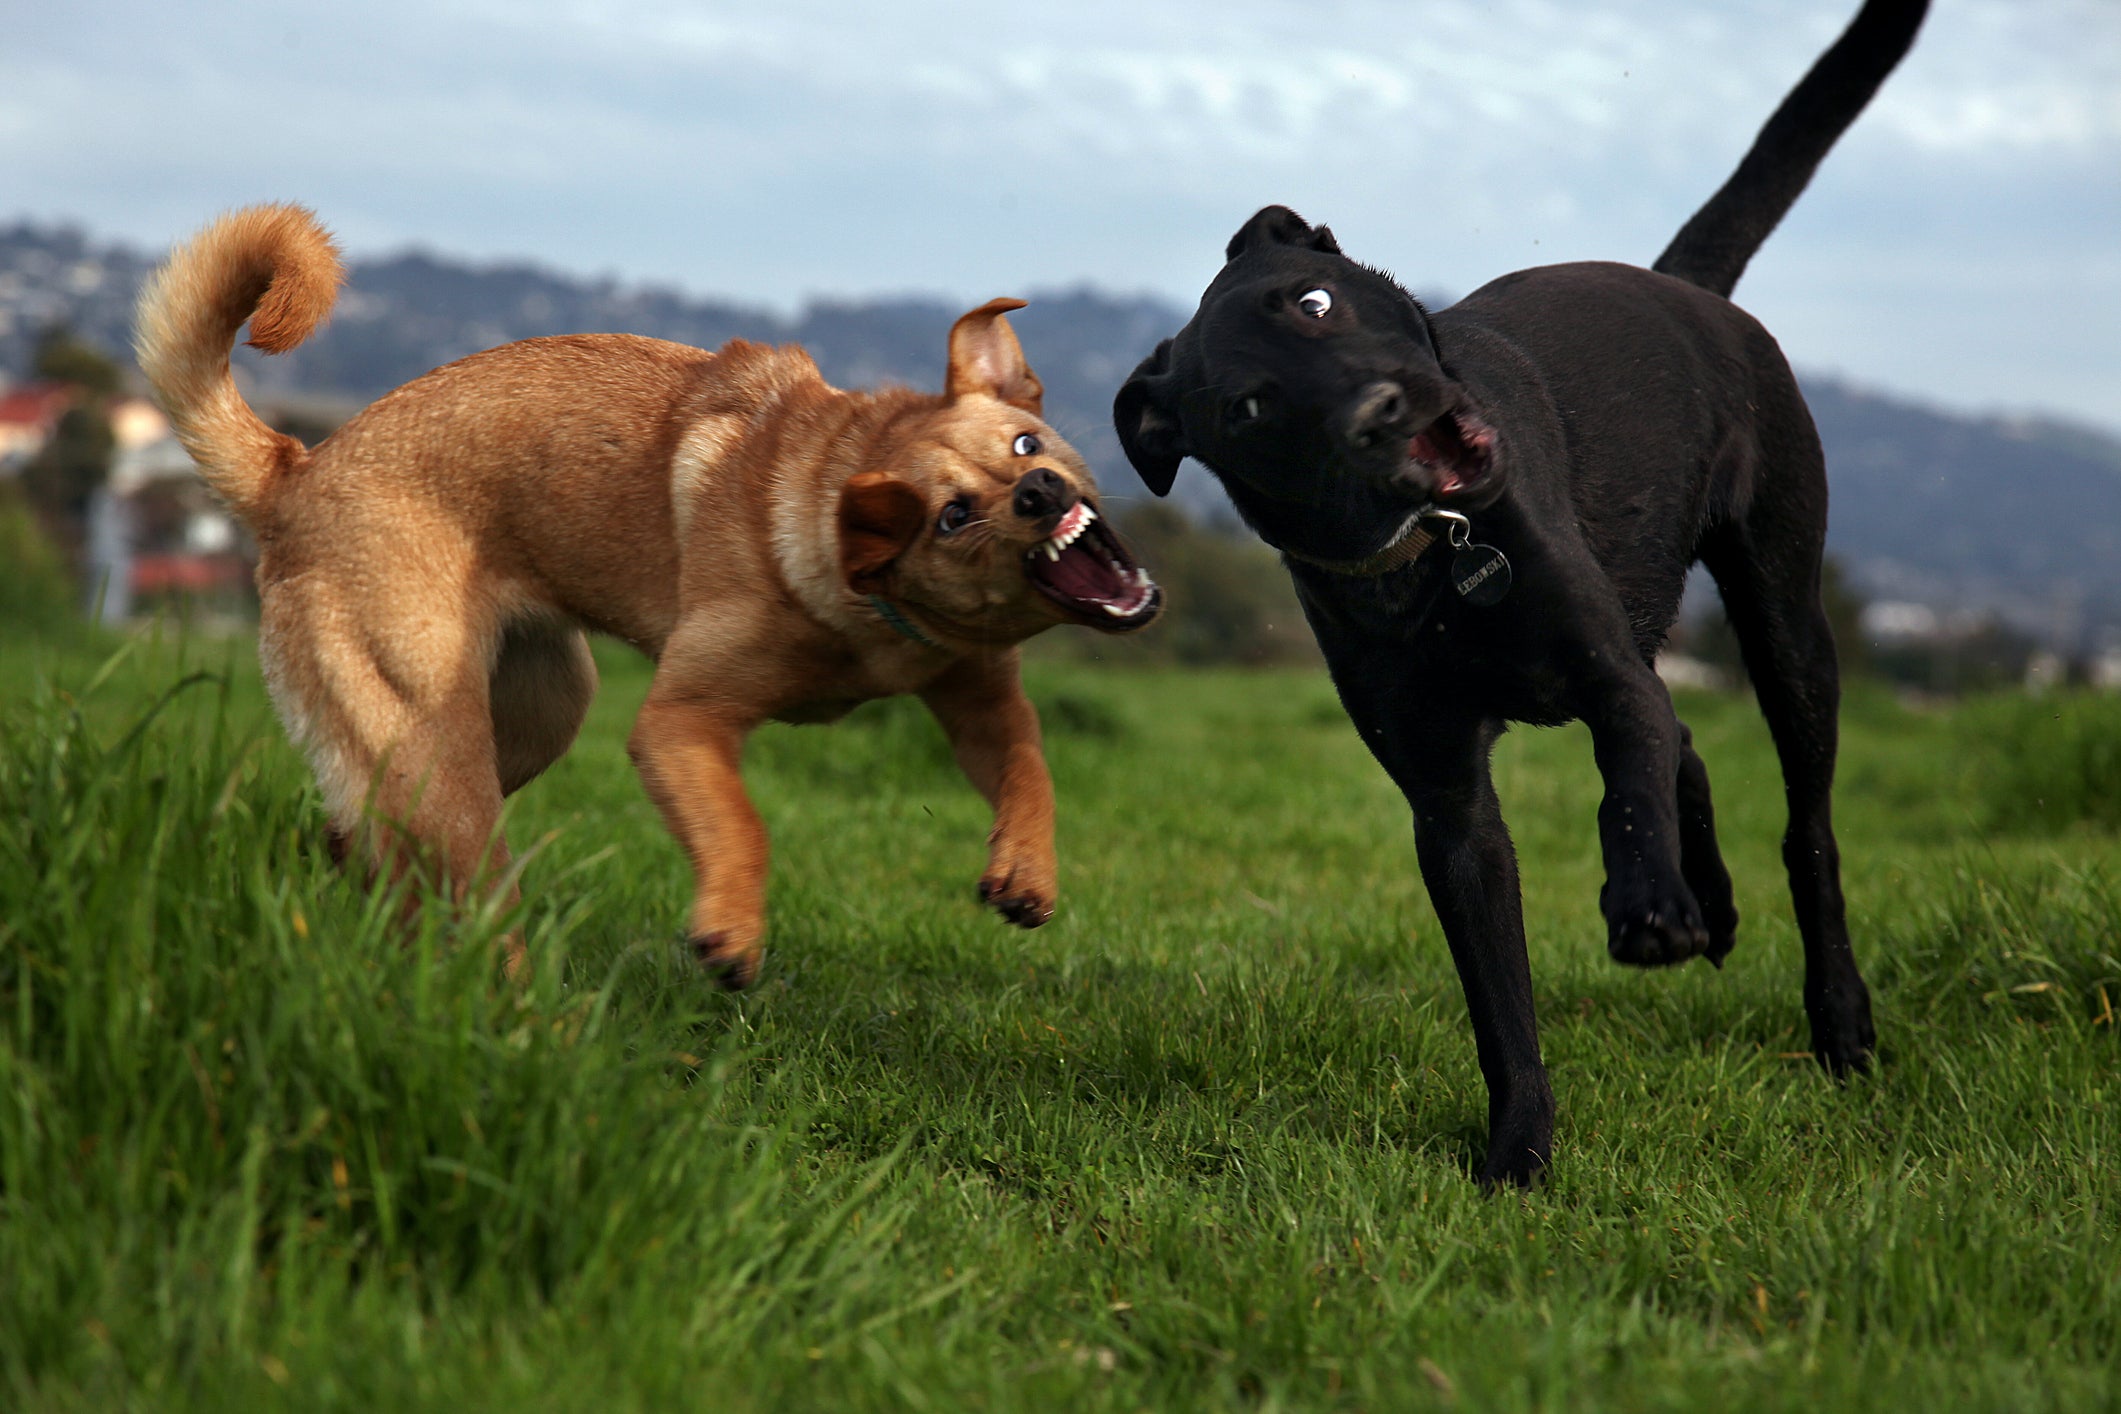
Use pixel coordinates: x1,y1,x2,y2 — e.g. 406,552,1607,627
6,218,2119,645
0,220,1181,516
1798,380,2121,646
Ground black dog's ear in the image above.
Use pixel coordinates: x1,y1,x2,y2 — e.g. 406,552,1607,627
1113,339,1188,498
1225,206,1343,262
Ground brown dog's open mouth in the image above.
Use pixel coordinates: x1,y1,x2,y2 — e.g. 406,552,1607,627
1024,501,1161,631
1408,407,1498,498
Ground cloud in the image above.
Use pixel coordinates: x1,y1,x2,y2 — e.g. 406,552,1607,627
2,0,2116,430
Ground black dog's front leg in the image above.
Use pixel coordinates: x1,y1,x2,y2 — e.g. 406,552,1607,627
1350,693,1554,1187
1416,774,1555,1185
1573,648,1712,967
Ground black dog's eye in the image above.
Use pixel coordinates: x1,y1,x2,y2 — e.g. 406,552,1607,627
1012,433,1040,456
1229,394,1265,426
937,498,974,535
1298,288,1333,318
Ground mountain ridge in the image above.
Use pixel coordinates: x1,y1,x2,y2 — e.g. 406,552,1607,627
6,217,2117,645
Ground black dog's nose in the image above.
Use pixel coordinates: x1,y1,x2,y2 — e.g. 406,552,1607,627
1012,467,1070,520
1342,381,1410,450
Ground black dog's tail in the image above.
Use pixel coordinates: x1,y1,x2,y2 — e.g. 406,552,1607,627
1653,0,1927,298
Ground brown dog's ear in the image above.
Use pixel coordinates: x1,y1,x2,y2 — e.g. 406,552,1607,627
946,297,1044,415
1225,205,1342,261
839,471,928,594
1113,339,1187,498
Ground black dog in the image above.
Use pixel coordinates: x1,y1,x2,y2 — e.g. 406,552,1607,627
1115,0,1928,1186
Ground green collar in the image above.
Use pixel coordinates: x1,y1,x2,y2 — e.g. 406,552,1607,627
867,594,944,649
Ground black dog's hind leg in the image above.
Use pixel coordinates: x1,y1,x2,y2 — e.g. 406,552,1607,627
1343,684,1554,1187
1703,532,1875,1074
1676,720,1740,965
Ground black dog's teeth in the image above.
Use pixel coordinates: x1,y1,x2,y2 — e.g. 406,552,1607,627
1408,410,1496,492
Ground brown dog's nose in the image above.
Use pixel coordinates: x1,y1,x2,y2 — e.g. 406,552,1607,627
1012,467,1070,520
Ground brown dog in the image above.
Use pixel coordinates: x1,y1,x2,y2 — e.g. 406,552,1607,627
134,204,1161,984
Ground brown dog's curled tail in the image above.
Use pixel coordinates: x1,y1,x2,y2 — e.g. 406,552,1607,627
133,204,344,523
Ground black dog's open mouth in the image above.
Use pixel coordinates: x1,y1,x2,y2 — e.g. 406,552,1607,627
1024,501,1161,631
1407,407,1498,498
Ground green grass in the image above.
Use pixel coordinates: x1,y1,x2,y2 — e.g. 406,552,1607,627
2,623,2117,1411
1958,690,2121,835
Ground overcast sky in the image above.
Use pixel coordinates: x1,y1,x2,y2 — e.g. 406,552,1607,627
5,1,2116,433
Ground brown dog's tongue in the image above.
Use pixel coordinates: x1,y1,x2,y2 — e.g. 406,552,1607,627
1040,542,1130,603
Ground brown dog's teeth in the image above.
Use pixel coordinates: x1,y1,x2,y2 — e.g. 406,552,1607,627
1040,501,1097,557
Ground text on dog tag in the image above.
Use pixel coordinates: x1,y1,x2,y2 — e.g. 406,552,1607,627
1451,543,1512,606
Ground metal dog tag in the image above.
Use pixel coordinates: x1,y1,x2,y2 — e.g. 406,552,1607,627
1451,543,1512,605
1429,510,1512,606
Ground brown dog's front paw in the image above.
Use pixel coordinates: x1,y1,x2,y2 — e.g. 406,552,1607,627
978,872,1054,929
689,931,759,991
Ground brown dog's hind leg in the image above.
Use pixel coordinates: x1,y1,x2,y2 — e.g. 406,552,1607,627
268,609,524,963
355,701,517,915
627,687,766,990
491,620,598,796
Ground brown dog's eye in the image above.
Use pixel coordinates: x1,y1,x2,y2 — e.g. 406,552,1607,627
936,498,974,535
1012,433,1040,456
1298,288,1332,318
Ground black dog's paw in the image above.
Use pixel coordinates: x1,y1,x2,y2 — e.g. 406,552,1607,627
1476,1147,1549,1191
1603,883,1711,968
1701,903,1740,969
1693,885,1740,968
1807,983,1877,1078
1475,1104,1554,1190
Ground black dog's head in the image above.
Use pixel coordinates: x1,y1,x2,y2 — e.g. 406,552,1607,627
1115,206,1502,558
